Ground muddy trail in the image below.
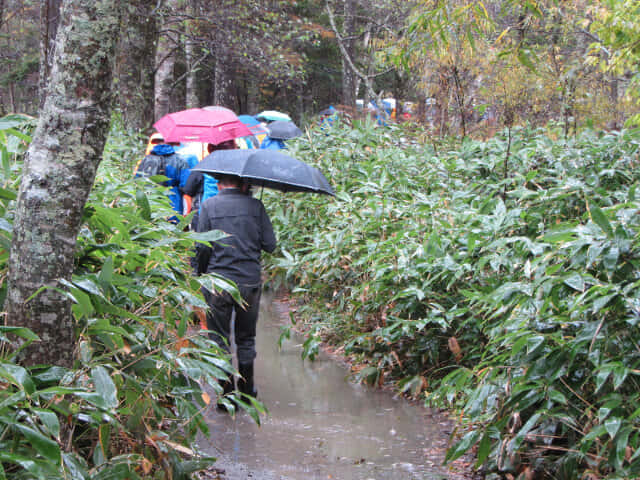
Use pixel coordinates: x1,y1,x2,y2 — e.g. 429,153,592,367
196,294,474,480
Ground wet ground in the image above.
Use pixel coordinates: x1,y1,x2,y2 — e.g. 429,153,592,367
196,295,472,480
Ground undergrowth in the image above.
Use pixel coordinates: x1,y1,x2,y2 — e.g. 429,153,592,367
266,117,640,479
0,115,263,479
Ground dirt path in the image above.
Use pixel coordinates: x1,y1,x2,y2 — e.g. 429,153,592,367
196,294,480,480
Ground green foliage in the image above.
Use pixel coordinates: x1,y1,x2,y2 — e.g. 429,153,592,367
591,0,640,126
266,119,640,478
0,115,264,479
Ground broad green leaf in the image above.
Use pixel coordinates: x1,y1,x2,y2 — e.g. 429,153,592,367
14,424,61,464
563,274,585,291
0,363,35,394
91,366,118,410
33,408,61,440
548,389,568,405
0,452,47,477
605,417,622,439
62,452,90,480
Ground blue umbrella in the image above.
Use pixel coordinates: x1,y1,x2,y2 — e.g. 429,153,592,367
238,114,260,127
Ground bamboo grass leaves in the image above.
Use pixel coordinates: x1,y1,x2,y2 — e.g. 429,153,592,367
267,122,640,478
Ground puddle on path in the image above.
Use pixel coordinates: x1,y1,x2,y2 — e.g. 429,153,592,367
197,294,457,480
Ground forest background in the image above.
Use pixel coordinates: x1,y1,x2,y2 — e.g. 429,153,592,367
2,1,640,480
3,0,638,135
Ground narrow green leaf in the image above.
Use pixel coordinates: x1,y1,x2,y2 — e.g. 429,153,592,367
135,189,151,221
589,205,614,238
445,430,480,464
475,432,491,466
98,256,114,287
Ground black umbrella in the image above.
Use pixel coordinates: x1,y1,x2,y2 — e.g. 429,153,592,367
266,120,303,140
193,149,335,196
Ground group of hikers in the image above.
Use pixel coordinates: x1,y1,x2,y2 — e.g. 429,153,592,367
135,111,290,407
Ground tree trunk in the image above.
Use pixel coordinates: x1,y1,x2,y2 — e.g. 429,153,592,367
38,0,62,110
0,0,5,31
6,0,123,368
213,54,235,109
185,38,198,108
116,0,157,131
609,76,619,130
341,0,356,109
154,0,178,121
185,0,199,109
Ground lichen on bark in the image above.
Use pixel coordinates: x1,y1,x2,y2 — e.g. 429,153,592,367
6,0,124,368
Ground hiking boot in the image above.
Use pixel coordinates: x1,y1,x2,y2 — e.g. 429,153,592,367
238,362,257,398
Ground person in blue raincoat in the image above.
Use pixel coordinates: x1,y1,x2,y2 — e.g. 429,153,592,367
135,143,191,218
260,136,286,150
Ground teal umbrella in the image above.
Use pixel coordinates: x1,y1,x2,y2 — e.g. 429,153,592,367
256,110,292,122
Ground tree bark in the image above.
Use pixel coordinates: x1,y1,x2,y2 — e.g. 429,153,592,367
154,0,178,121
38,0,63,110
341,0,356,108
0,0,5,31
185,0,199,109
213,54,235,109
185,36,198,108
7,0,123,368
116,0,157,131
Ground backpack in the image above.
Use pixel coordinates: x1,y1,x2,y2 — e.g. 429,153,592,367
136,153,167,179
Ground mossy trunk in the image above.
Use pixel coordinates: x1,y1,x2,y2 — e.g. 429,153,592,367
6,0,122,368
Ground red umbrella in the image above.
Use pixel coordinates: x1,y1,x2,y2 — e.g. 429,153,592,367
153,107,252,144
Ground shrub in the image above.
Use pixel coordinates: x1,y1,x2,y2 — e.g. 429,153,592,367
266,118,640,479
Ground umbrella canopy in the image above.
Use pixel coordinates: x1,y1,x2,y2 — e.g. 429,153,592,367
193,149,334,196
256,110,292,122
238,113,268,146
266,120,303,140
153,107,251,144
238,114,260,127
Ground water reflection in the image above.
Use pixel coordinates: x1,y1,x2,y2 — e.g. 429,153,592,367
197,294,451,480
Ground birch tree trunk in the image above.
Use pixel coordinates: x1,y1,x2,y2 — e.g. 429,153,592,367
6,0,122,368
